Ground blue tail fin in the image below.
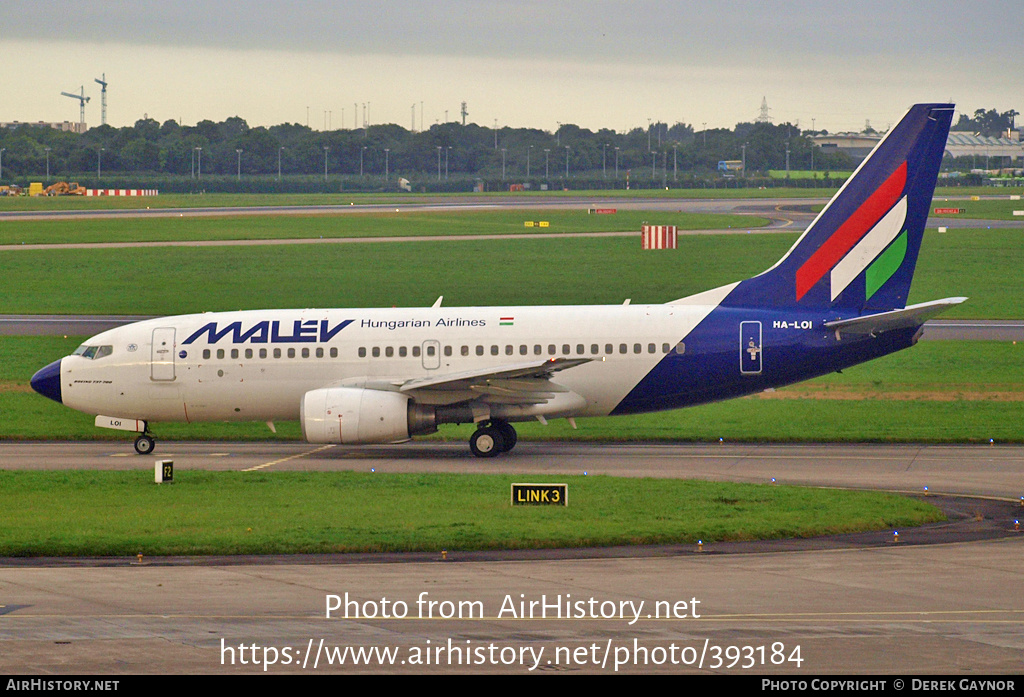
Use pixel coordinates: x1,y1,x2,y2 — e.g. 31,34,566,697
722,103,954,312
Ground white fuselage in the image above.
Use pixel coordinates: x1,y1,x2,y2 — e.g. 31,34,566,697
59,297,725,425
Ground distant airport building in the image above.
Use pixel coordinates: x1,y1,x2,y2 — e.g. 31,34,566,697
811,130,1024,165
944,130,1023,161
0,121,88,134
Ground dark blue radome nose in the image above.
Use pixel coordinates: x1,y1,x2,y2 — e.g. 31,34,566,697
30,359,63,404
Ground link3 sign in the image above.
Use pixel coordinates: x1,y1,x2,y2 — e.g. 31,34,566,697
511,483,568,506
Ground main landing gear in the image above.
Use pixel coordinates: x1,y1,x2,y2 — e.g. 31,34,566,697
134,433,156,455
469,420,518,458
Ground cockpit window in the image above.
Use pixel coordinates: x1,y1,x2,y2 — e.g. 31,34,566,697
73,344,113,360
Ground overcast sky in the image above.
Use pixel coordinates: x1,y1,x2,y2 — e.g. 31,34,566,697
2,1,1021,134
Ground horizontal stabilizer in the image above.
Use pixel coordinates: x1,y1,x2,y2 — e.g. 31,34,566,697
823,297,967,337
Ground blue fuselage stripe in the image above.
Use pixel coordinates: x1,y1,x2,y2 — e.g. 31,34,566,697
611,306,919,415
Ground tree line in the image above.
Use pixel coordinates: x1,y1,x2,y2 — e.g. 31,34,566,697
0,115,855,183
954,109,1019,138
0,107,1014,190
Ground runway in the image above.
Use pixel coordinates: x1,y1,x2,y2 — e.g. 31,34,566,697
0,195,1020,231
4,441,1024,499
1,441,1023,674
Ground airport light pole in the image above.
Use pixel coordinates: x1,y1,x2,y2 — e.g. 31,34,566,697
236,149,243,180
651,151,656,180
544,148,550,179
323,146,329,181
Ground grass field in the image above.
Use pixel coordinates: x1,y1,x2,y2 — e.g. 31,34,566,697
0,470,943,556
0,234,795,314
1,227,1020,317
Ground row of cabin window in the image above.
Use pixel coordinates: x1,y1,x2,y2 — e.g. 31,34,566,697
199,342,688,361
202,347,340,360
358,342,686,358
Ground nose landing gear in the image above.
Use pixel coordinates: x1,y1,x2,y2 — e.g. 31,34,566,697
134,433,156,455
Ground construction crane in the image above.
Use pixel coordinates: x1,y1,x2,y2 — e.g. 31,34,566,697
94,74,107,126
60,86,90,131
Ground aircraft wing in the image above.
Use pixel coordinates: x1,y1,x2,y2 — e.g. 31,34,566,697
398,357,596,405
823,297,967,338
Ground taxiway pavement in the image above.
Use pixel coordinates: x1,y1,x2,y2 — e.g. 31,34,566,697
1,441,1022,675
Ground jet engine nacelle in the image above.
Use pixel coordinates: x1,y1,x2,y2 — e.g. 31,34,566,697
301,387,436,444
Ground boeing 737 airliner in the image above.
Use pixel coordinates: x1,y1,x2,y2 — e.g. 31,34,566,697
31,103,964,457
